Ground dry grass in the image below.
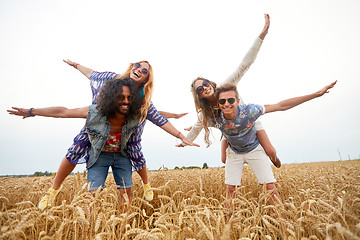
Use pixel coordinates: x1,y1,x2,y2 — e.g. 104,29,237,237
0,160,359,239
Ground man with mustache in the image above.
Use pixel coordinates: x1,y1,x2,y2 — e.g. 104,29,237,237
8,77,197,207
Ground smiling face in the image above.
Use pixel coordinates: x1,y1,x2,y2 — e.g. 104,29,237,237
218,90,240,120
194,79,215,99
130,62,150,84
117,86,132,115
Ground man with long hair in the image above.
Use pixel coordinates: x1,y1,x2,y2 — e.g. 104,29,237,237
9,77,157,207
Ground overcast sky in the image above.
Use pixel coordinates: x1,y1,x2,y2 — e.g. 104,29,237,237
1,0,359,175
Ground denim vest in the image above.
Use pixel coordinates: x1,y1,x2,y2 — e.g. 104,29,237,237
85,104,140,169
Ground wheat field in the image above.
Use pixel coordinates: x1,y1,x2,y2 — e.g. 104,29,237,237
0,160,359,240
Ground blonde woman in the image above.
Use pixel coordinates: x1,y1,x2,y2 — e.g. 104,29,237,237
34,60,193,209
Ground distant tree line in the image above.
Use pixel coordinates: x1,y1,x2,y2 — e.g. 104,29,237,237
174,163,209,170
32,171,53,177
0,171,53,178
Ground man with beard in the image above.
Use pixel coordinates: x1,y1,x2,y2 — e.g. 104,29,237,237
9,77,151,206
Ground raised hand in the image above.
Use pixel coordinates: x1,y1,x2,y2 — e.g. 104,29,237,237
63,59,93,79
315,80,337,97
259,13,270,40
63,59,79,69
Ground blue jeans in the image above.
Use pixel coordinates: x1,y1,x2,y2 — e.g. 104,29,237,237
87,152,133,191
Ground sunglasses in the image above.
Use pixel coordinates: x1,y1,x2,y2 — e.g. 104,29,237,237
133,62,149,75
119,94,133,102
195,79,211,95
218,98,236,105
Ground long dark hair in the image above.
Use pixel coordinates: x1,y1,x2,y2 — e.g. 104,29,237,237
96,77,139,119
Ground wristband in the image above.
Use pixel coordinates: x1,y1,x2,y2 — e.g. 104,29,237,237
29,108,35,117
176,131,181,138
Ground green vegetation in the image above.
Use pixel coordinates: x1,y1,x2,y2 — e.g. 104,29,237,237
0,171,53,178
32,171,53,177
173,166,202,170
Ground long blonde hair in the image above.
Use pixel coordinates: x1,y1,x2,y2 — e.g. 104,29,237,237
191,77,219,147
118,60,154,122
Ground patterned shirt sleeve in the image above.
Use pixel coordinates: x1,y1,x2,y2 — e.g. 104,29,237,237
127,103,168,172
126,121,146,172
90,71,118,103
245,104,265,123
146,102,168,127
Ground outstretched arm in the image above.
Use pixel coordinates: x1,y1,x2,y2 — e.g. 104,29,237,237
7,106,89,119
223,14,270,86
160,122,200,147
144,102,199,146
176,112,204,147
265,81,337,113
63,59,93,80
158,111,188,119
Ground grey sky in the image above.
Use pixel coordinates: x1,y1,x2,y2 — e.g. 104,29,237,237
1,0,359,175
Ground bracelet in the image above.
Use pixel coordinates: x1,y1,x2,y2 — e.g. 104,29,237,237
176,131,181,138
73,63,79,69
29,108,35,117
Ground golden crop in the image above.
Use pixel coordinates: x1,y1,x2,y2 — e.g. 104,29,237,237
0,160,359,239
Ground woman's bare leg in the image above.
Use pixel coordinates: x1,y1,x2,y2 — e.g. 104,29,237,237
136,164,149,184
38,157,75,209
52,157,76,189
137,164,153,200
256,130,281,168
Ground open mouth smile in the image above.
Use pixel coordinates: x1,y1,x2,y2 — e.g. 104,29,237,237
133,72,140,78
119,103,130,110
220,105,234,112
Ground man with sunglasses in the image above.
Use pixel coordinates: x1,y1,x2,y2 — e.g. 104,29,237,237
213,81,337,215
26,59,193,210
9,78,148,208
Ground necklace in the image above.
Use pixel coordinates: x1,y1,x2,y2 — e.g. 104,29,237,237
212,107,221,128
